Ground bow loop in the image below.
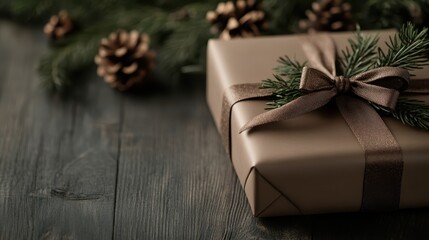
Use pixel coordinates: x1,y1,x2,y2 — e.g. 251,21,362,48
351,82,400,110
351,67,409,91
299,66,336,92
347,67,409,110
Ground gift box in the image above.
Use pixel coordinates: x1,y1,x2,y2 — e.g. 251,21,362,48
206,30,429,217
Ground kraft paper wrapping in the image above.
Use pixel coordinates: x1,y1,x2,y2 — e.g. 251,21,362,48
206,30,429,217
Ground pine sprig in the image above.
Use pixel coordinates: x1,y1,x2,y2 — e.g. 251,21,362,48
261,56,304,108
274,56,306,79
264,23,429,130
340,27,379,77
370,23,429,130
38,35,101,91
158,3,213,74
375,22,429,70
372,98,429,130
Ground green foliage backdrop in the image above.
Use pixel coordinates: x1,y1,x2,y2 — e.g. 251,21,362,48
0,0,428,91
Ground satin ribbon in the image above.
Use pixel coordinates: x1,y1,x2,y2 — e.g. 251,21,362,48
220,34,429,211
220,84,272,156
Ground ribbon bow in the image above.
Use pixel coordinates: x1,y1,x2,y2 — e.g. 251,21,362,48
240,35,410,133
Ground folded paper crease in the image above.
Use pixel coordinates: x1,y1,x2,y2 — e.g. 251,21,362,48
244,168,302,216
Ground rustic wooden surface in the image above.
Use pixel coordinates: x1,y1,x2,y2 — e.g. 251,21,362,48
1,21,429,240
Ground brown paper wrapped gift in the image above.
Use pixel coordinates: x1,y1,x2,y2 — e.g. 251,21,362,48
206,30,429,217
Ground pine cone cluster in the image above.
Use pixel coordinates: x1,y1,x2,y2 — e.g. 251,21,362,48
43,10,74,39
94,31,156,91
206,0,266,40
299,0,355,32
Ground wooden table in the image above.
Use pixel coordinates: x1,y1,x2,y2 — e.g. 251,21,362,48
1,21,429,240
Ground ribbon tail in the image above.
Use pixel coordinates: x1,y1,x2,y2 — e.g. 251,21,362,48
335,95,403,210
239,89,337,133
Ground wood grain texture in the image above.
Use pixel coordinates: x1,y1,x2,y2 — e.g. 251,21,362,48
1,20,429,240
0,21,119,239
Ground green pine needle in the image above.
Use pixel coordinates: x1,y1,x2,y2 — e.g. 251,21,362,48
375,22,429,70
261,56,304,109
371,23,429,130
158,4,213,74
371,99,429,130
38,36,100,91
340,26,379,77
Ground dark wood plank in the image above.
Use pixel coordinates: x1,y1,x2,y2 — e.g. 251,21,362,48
0,21,120,239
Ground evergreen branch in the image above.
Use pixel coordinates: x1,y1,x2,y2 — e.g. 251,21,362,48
353,0,413,29
369,23,429,130
340,26,379,77
158,3,214,74
261,56,304,108
0,0,220,23
263,0,304,34
38,35,100,91
274,56,306,79
371,98,429,130
375,22,429,70
261,75,302,109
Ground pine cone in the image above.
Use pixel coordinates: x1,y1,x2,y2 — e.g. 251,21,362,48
94,31,156,91
206,0,267,40
43,10,74,39
299,0,355,32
